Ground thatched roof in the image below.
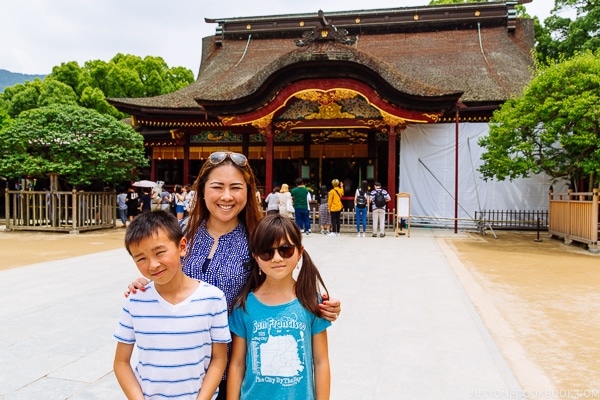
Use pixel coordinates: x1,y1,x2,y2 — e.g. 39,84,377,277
109,1,534,117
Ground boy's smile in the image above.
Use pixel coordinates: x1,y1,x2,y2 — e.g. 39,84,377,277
129,228,187,287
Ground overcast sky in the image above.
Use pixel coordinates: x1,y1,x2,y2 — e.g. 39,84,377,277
1,0,554,76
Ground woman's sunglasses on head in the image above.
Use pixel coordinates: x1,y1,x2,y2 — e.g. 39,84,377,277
208,151,248,167
257,245,297,261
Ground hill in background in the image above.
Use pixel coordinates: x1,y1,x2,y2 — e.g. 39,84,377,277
0,69,46,92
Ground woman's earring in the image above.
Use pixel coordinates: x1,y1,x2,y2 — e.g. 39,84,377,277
296,257,302,270
258,268,262,276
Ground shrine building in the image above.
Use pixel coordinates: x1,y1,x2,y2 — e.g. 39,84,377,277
109,1,541,219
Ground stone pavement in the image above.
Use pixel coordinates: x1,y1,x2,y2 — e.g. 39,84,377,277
0,227,525,400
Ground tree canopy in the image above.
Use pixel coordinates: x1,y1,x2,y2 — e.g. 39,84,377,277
0,105,148,186
0,54,194,119
534,0,600,65
478,51,600,186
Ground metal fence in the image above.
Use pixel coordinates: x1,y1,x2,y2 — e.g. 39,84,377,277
305,208,397,232
474,209,549,230
300,207,550,233
4,189,116,233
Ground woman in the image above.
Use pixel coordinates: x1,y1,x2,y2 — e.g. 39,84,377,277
128,152,341,399
354,180,369,237
184,183,196,216
173,184,186,221
278,183,293,218
264,186,280,215
125,187,139,223
328,179,344,236
318,185,331,234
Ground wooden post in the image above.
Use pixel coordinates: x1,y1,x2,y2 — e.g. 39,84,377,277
71,189,79,234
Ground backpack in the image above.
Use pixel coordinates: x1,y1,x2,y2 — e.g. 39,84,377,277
374,189,387,208
356,189,367,208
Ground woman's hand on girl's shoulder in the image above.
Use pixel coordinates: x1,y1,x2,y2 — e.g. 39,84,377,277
319,293,341,322
124,277,150,298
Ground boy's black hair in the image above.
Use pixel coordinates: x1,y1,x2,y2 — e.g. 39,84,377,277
124,210,183,255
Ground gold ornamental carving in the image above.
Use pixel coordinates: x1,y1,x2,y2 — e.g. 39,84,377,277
423,113,441,123
170,129,185,139
251,113,274,129
293,89,358,119
274,121,302,130
305,102,355,120
221,116,235,125
294,89,358,105
380,111,406,127
311,129,368,144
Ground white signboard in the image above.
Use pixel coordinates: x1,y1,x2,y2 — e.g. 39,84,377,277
395,193,411,237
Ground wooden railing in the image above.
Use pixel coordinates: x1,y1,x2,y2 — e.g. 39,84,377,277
548,189,599,252
4,189,116,233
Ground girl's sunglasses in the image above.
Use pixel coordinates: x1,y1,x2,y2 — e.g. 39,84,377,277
257,245,297,261
208,151,248,167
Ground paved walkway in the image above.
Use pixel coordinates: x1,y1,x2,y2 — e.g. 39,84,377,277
0,228,523,400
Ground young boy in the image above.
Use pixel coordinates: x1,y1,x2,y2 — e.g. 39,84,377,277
113,210,230,400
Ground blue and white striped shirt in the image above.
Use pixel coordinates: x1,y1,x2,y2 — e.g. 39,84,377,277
114,281,231,399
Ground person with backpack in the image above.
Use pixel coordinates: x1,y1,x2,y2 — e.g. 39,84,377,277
354,180,369,237
370,182,391,237
291,177,311,235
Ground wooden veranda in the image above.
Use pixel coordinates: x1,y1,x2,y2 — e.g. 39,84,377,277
4,189,117,234
548,189,599,253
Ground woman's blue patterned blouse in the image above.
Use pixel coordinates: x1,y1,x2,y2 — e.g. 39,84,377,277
182,220,251,309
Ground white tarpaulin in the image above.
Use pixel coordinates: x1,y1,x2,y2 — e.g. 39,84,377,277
399,123,568,226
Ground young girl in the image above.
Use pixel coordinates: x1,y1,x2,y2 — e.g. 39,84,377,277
318,185,331,235
227,214,332,400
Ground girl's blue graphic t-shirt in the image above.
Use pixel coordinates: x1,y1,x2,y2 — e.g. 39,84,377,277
229,292,330,400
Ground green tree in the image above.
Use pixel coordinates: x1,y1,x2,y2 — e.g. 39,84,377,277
0,107,10,131
0,53,194,119
478,51,600,186
1,78,79,118
0,105,148,186
37,79,78,107
535,0,600,64
4,80,42,117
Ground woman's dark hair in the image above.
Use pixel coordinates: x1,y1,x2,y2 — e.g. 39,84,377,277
360,180,368,192
234,214,329,316
185,155,262,244
319,185,328,198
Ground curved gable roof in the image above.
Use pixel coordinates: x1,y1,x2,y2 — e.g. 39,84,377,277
108,2,534,118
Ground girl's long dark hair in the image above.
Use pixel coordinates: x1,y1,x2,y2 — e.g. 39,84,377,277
234,214,329,316
319,185,328,200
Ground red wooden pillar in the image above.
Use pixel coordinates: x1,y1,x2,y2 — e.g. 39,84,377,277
264,124,274,195
183,140,190,185
387,125,397,212
150,150,157,182
454,106,460,234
